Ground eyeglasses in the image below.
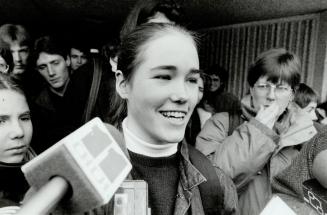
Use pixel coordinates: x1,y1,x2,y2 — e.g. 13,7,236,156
254,83,291,95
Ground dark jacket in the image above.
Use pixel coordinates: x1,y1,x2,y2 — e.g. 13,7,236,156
85,124,239,215
0,148,36,207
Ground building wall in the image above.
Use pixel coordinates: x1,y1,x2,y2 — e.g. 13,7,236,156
198,13,320,99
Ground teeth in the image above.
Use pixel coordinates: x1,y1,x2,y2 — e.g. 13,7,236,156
161,111,186,118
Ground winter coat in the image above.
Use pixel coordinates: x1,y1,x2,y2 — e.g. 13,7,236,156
196,95,317,215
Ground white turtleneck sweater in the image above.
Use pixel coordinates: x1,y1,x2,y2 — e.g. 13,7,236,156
122,118,178,157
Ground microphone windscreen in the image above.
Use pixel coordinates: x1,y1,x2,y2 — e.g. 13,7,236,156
22,117,132,213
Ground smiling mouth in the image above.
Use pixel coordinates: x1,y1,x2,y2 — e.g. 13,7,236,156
159,111,187,120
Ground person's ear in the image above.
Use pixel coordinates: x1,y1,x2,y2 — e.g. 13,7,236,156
116,70,129,99
66,55,71,67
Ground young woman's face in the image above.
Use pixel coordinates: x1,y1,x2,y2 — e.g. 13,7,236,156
122,33,200,145
250,76,293,115
0,90,32,163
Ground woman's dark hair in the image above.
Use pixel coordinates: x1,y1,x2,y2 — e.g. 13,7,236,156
118,23,197,82
109,23,197,128
101,38,120,63
247,48,301,89
0,47,14,73
294,83,318,108
120,0,183,40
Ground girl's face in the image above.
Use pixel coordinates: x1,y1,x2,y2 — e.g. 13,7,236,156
0,90,32,163
250,76,293,116
118,33,200,145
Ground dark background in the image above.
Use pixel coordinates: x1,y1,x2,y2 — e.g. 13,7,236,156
1,0,326,48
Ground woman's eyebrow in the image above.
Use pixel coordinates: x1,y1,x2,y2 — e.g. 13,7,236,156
150,66,202,75
190,69,202,75
150,65,177,72
0,115,9,120
20,111,31,116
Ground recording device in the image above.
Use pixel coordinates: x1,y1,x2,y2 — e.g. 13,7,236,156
17,118,132,214
303,178,327,215
114,180,151,215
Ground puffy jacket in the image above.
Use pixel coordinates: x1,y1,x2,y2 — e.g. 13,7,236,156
196,95,317,215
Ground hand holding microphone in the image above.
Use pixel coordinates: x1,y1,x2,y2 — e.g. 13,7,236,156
16,118,132,214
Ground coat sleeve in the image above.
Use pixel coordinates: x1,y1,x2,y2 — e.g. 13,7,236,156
196,112,279,190
214,166,240,215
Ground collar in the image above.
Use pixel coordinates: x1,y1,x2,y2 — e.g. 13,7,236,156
104,122,207,189
179,141,207,190
122,118,178,157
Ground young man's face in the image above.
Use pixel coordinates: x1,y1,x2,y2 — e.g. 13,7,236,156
69,48,88,71
36,52,70,92
10,42,30,75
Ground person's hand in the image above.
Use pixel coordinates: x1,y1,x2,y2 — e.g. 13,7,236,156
0,206,20,215
255,102,280,129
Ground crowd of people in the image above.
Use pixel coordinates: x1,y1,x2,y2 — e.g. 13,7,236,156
1,0,327,214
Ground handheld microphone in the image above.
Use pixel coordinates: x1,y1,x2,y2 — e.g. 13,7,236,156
17,118,132,214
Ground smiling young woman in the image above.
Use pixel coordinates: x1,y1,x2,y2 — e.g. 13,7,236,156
97,23,239,215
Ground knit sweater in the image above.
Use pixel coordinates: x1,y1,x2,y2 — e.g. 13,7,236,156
272,126,327,199
129,150,180,215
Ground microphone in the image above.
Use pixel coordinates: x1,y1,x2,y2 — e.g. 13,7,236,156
303,178,327,215
17,118,132,214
